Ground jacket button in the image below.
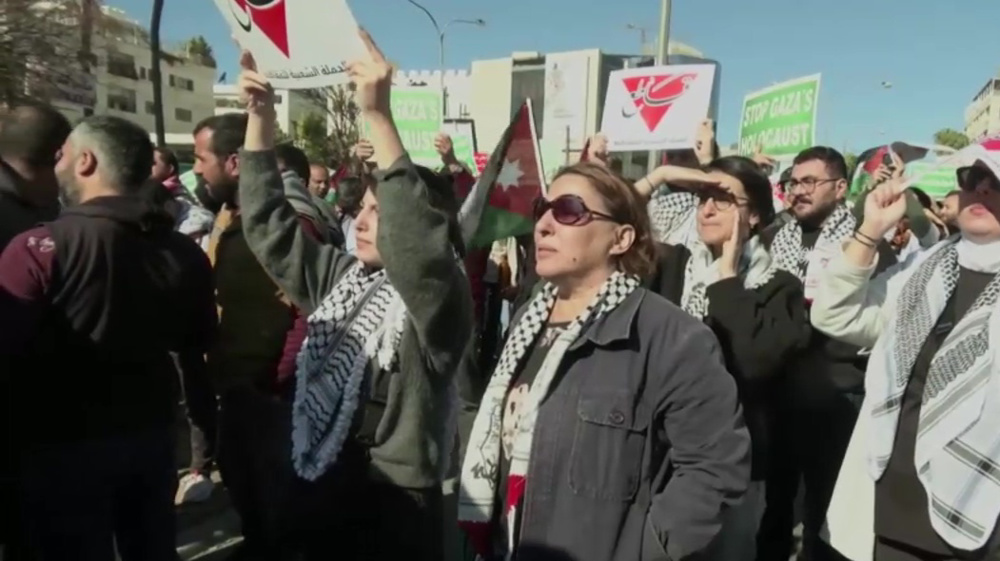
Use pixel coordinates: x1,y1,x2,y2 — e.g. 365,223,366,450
609,410,625,425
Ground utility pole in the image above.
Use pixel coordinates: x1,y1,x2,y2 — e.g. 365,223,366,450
647,0,672,174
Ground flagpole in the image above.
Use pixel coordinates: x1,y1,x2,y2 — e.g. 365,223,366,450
647,0,672,175
526,99,548,194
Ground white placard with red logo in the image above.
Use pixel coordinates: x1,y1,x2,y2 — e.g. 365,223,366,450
212,0,367,89
599,64,716,152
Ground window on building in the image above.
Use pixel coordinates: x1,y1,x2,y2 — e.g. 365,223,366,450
274,94,283,104
169,75,195,92
145,101,155,114
510,59,545,138
214,97,243,109
107,86,136,113
139,67,147,80
175,108,193,122
106,51,137,80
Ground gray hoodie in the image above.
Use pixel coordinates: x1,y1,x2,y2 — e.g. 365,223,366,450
239,150,474,489
280,170,343,247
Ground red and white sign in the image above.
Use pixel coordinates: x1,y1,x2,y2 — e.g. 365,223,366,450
212,0,366,89
599,64,716,152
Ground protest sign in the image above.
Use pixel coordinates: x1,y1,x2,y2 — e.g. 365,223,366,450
738,74,821,157
905,161,958,199
599,64,716,152
212,0,366,89
363,88,442,168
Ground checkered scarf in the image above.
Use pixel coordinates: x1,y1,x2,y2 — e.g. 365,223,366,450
770,204,855,280
458,271,640,550
648,190,699,246
680,236,777,319
291,262,406,481
866,237,1000,550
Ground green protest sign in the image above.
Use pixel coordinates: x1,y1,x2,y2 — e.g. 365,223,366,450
905,161,959,199
363,87,442,168
738,74,821,157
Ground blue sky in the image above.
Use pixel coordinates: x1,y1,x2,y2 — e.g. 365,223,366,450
111,0,998,153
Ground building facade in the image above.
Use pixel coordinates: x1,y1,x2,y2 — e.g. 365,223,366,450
964,76,1000,142
29,4,216,136
213,84,327,138
468,41,713,177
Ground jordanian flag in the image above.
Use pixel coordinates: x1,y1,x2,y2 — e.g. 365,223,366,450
849,142,930,198
459,101,543,248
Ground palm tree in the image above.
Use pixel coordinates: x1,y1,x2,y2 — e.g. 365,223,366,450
149,0,166,147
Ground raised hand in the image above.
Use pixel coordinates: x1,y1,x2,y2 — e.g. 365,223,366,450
352,139,375,162
718,211,748,279
346,29,392,116
435,133,456,162
237,50,275,117
752,145,777,172
587,133,610,165
694,119,715,164
860,177,908,240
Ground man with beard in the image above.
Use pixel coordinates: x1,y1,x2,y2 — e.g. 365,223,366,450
757,146,899,561
192,113,331,559
0,115,215,560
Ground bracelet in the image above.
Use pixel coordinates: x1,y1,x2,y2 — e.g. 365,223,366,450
854,229,879,245
852,232,875,248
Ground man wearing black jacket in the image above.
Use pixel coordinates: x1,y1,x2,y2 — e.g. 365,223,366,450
0,115,216,561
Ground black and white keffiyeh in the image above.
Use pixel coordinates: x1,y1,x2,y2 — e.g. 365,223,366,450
291,262,406,481
648,190,699,246
866,237,1000,550
770,204,855,280
681,237,777,319
458,271,640,543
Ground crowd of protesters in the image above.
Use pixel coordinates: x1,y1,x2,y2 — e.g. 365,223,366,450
0,27,999,561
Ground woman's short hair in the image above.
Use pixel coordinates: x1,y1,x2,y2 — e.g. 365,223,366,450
553,162,657,278
703,156,777,229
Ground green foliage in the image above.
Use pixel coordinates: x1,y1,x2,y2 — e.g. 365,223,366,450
183,35,216,68
274,121,292,145
934,128,971,151
844,152,859,177
297,85,360,167
292,113,331,163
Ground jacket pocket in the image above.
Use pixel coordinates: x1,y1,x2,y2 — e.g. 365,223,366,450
569,391,649,501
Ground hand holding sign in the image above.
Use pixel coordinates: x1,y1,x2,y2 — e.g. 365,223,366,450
236,50,275,117
435,133,456,163
346,29,393,116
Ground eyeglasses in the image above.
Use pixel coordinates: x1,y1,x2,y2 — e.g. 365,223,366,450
780,177,842,194
957,166,1000,193
533,195,618,226
695,188,750,211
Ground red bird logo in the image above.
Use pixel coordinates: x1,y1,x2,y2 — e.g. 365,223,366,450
229,0,290,58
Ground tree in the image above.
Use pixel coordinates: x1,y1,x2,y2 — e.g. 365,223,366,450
299,85,360,167
150,0,166,147
934,128,970,151
292,113,331,163
0,0,102,106
183,35,216,68
844,152,859,177
274,121,292,145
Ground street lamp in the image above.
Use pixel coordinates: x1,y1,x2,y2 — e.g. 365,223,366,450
625,23,649,54
648,0,672,174
405,0,486,119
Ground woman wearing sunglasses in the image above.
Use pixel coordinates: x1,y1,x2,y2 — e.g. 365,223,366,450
813,155,1000,561
643,155,810,561
459,162,751,561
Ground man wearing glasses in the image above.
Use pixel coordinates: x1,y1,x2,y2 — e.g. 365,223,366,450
758,147,898,561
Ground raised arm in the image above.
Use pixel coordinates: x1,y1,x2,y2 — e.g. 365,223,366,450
354,31,473,375
811,179,916,346
237,51,353,313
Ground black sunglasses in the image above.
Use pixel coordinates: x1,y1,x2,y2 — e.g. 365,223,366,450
695,187,750,211
533,195,617,226
957,166,1000,193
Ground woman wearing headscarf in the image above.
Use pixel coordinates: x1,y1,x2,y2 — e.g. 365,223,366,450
814,148,1000,561
642,156,810,560
458,161,751,561
233,31,474,560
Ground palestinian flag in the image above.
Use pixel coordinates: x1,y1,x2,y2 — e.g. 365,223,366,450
849,142,930,199
458,101,544,248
